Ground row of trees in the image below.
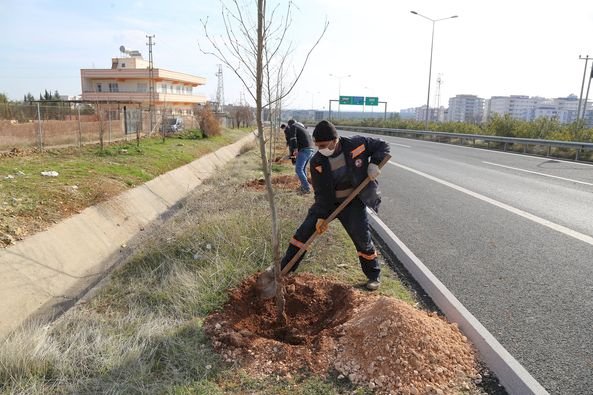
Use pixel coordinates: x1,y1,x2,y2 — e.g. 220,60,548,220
0,90,80,121
334,114,593,142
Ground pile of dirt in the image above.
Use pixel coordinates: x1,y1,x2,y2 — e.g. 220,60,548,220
334,297,478,394
204,274,480,394
243,174,306,191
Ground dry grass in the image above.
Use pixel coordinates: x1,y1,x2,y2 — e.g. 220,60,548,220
0,140,414,394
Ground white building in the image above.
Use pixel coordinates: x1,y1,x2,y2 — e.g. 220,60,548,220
81,50,207,116
486,94,591,125
485,95,545,121
447,95,484,123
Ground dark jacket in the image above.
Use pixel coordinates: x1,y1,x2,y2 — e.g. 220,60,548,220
286,123,314,152
309,135,390,215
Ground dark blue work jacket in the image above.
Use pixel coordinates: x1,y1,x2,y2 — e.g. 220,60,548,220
309,135,390,216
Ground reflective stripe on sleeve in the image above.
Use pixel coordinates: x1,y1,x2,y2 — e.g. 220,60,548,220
357,251,377,260
351,144,366,158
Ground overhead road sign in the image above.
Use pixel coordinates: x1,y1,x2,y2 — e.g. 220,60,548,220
365,97,379,106
340,95,353,104
340,95,365,105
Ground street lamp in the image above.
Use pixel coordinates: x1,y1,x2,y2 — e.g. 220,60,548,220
410,10,458,130
329,73,351,118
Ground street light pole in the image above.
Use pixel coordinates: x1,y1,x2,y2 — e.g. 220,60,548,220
411,11,458,130
329,73,351,119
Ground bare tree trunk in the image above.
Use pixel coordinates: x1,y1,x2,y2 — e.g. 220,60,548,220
199,0,327,325
256,0,286,325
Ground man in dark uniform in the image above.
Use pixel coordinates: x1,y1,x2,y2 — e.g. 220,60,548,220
281,119,315,194
280,120,390,290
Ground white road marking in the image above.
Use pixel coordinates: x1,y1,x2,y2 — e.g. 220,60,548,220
389,142,411,148
390,161,593,247
483,161,593,187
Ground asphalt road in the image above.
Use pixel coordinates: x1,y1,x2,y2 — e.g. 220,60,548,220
339,130,593,395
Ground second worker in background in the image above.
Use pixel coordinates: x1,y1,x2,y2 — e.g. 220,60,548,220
283,119,315,194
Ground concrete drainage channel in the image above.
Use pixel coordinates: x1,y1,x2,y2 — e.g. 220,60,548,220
368,209,549,395
0,132,257,339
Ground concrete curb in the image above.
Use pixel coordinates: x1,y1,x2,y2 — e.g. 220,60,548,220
0,132,257,339
368,209,549,395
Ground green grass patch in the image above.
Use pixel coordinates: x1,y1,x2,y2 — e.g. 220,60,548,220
0,142,414,393
0,129,249,244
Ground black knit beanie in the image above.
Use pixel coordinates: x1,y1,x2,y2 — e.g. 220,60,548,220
312,120,338,142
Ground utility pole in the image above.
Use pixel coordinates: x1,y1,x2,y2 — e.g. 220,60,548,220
582,64,593,123
577,55,590,122
215,64,224,113
146,34,156,134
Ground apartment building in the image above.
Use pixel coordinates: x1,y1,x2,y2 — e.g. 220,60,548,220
404,93,592,126
80,50,207,116
485,94,591,125
447,94,484,123
485,95,545,121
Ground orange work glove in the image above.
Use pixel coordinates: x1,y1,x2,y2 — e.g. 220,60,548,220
316,219,328,234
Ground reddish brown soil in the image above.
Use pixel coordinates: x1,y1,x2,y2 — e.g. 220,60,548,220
204,274,480,394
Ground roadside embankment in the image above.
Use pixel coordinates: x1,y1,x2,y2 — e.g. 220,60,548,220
0,132,256,338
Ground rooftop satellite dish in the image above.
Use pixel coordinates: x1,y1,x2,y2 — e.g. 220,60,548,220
119,45,126,53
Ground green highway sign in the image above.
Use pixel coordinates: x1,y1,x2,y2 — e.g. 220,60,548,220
340,95,367,105
339,95,353,104
365,96,379,106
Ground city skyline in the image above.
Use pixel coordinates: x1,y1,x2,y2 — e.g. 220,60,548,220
1,0,592,112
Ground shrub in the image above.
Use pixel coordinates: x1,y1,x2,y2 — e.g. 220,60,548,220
196,105,221,137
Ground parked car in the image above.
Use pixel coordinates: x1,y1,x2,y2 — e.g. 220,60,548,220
163,117,184,134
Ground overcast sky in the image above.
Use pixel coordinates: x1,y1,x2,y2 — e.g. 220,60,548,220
1,0,592,112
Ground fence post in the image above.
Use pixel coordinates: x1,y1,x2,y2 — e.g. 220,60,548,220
108,107,112,143
77,106,82,148
36,102,43,150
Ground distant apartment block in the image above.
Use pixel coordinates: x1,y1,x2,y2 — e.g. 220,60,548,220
80,50,207,116
486,95,543,121
485,94,593,125
402,93,592,126
415,105,446,124
399,108,417,120
447,94,484,123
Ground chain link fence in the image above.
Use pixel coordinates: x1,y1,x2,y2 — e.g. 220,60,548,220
0,101,199,151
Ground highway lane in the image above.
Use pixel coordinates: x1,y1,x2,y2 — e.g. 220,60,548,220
339,130,593,394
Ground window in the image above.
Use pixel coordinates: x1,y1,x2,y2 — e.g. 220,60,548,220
161,83,167,93
96,83,102,92
108,83,119,92
121,63,126,68
137,83,147,93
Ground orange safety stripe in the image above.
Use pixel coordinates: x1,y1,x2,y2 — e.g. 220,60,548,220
290,237,308,250
357,251,377,260
351,144,366,158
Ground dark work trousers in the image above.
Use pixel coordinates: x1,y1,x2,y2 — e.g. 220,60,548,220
280,197,380,281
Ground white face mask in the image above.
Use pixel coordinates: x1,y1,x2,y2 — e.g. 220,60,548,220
318,139,337,156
